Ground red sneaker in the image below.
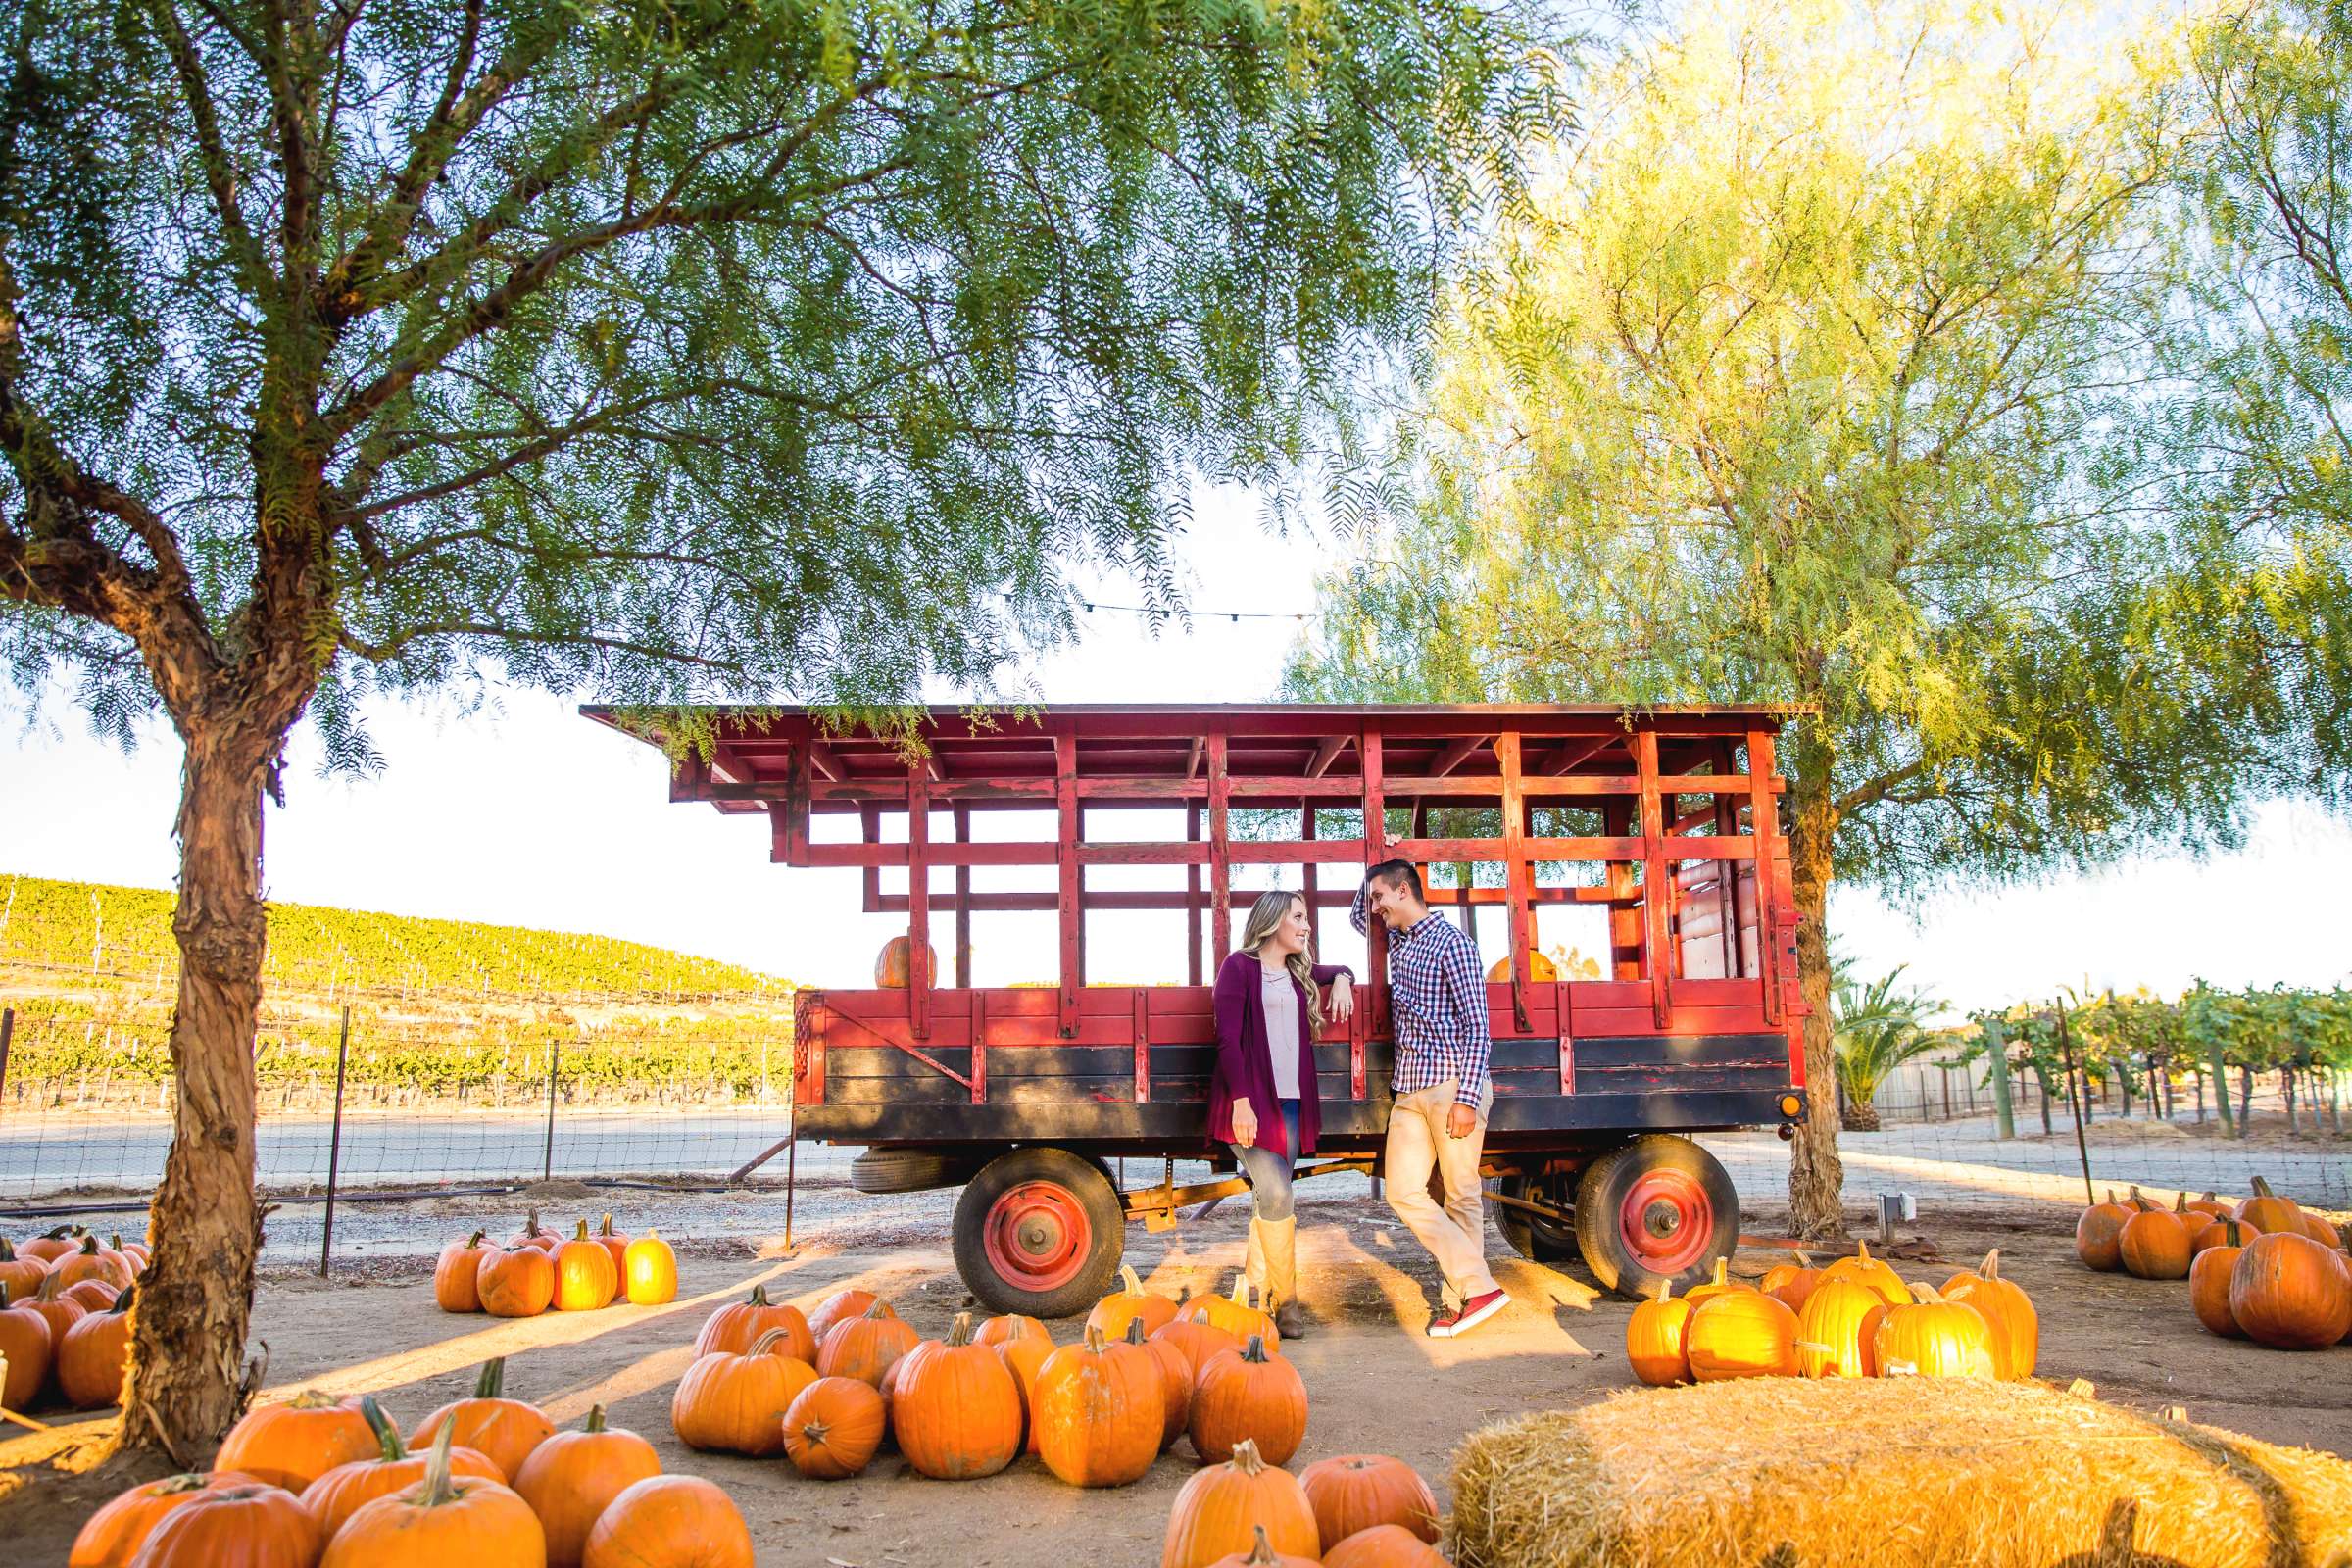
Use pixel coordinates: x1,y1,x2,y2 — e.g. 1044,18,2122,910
1449,1288,1509,1337
1425,1306,1461,1339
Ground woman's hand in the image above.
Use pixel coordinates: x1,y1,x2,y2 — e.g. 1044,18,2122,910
1232,1100,1258,1149
1329,974,1355,1022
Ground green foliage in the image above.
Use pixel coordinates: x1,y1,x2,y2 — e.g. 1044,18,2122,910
1831,965,1942,1110
1968,984,2352,1088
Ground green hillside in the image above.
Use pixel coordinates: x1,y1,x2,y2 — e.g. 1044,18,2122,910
0,871,789,1002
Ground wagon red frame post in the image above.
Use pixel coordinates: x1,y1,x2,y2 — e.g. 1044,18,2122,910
590,703,1810,1311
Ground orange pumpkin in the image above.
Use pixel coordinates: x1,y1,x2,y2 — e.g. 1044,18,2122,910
1185,1275,1279,1347
20,1270,86,1384
591,1215,632,1277
554,1220,620,1312
2190,1212,2260,1255
671,1326,817,1456
300,1395,504,1539
2076,1190,2132,1271
1939,1249,2037,1380
782,1376,886,1480
476,1243,558,1318
1035,1324,1164,1487
319,1425,545,1567
692,1283,813,1361
1625,1280,1693,1386
50,1235,135,1294
2303,1213,2346,1250
1152,1316,1243,1383
126,1479,323,1568
1793,1277,1884,1379
0,1238,45,1299
1871,1283,1996,1378
67,1470,270,1568
1687,1289,1799,1380
806,1287,892,1343
873,933,938,990
2237,1176,2305,1237
815,1299,920,1388
434,1231,494,1313
1129,1316,1195,1451
110,1235,148,1272
63,1279,121,1312
2182,1192,2233,1228
974,1312,1051,1349
0,1282,51,1410
1089,1263,1181,1342
509,1210,562,1251
1759,1252,1824,1313
1822,1241,1910,1304
2190,1220,2251,1339
1190,1333,1307,1465
512,1404,662,1568
1680,1257,1748,1306
1323,1524,1449,1568
1300,1453,1440,1545
580,1475,754,1568
411,1357,557,1481
2229,1231,2352,1349
892,1311,1023,1479
621,1230,677,1305
57,1284,138,1409
1206,1525,1322,1568
1160,1438,1320,1568
218,1385,379,1492
2118,1207,2191,1280
994,1322,1057,1456
19,1226,83,1266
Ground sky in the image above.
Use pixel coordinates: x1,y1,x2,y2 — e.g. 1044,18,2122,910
6,480,2352,1017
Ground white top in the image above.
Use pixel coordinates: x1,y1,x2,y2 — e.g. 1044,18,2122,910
1260,963,1301,1101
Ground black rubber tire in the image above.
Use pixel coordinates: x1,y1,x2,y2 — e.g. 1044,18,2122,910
951,1146,1125,1318
1494,1169,1582,1264
851,1147,966,1195
1572,1134,1740,1299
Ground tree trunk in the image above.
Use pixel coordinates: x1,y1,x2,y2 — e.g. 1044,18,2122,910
1784,770,1844,1239
117,727,271,1463
2238,1066,2253,1136
2284,1067,2299,1138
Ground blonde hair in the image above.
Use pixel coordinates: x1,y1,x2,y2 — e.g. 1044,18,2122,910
1240,889,1324,1032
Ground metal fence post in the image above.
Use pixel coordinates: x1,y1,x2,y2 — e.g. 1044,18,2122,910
318,1005,351,1277
1984,1019,2014,1141
543,1038,561,1183
0,1006,13,1111
2057,1003,2094,1206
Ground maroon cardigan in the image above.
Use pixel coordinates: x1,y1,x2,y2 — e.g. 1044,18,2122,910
1206,949,1353,1161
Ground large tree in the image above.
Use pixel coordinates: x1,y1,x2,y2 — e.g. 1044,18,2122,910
0,0,1556,1458
1287,0,2297,1235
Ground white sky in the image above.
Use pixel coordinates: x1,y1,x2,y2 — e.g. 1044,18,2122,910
5,479,2350,1016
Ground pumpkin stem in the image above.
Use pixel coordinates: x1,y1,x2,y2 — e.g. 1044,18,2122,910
35,1270,64,1301
1793,1251,1813,1267
109,1234,125,1251
76,1235,99,1257
1852,1241,1871,1262
287,1387,345,1410
574,1219,592,1241
416,1420,463,1508
1910,1281,1944,1304
1229,1437,1265,1476
862,1299,890,1319
599,1214,617,1237
1655,1279,1674,1301
1709,1257,1728,1288
0,1240,13,1262
473,1357,508,1399
360,1394,407,1463
584,1404,608,1434
748,1327,794,1357
2222,1220,2243,1247
464,1230,485,1248
1241,1334,1271,1364
524,1207,541,1236
109,1282,136,1316
1244,1525,1280,1567
1230,1275,1250,1306
2250,1175,2277,1199
1980,1249,2001,1281
948,1312,975,1348
748,1284,771,1306
2201,1192,2218,1201
2173,1192,2188,1213
1120,1263,1146,1296
1125,1317,1148,1346
1084,1325,1108,1353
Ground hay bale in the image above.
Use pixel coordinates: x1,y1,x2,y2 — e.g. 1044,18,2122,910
1448,1377,2352,1568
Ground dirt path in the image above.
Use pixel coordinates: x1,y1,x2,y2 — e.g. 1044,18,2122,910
5,1200,2349,1565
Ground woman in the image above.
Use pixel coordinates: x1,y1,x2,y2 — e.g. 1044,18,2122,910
1207,889,1354,1338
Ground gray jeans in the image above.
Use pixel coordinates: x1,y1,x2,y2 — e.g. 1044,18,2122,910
1228,1098,1300,1221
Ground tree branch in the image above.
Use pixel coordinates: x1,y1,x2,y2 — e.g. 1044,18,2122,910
146,0,271,291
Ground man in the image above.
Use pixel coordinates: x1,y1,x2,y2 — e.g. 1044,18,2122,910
1352,859,1509,1337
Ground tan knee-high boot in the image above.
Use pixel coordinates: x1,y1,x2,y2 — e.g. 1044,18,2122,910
1255,1215,1304,1337
1245,1215,1268,1298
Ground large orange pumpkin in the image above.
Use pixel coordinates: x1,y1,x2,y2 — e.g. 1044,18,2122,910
671,1326,817,1456
891,1311,1023,1479
1129,1317,1194,1451
0,1283,52,1411
217,1386,379,1491
434,1231,494,1313
2118,1207,2192,1280
2190,1220,2251,1339
1190,1334,1307,1465
19,1226,82,1266
874,934,938,990
994,1323,1058,1456
1793,1277,1884,1379
1152,1316,1242,1383
1089,1264,1181,1342
2230,1231,2352,1349
1300,1453,1440,1545
622,1230,677,1306
1323,1523,1449,1568
512,1403,662,1568
2304,1213,2346,1250
581,1475,754,1568
0,1238,45,1299
1625,1280,1694,1386
2237,1176,2305,1237
806,1287,893,1344
2075,1191,2132,1271
411,1357,557,1481
782,1376,887,1480
57,1284,137,1410
1035,1324,1164,1487
49,1235,134,1294
591,1215,632,1278
815,1298,920,1388
2182,1192,2233,1229
320,1426,546,1567
1871,1283,1996,1378
1160,1439,1319,1568
68,1471,268,1567
21,1269,87,1358
300,1395,504,1540
1939,1249,2037,1379
1822,1240,1910,1304
974,1312,1051,1350
476,1243,558,1318
692,1283,813,1361
1759,1252,1824,1314
554,1221,620,1312
63,1279,121,1312
126,1480,323,1568
2190,1212,2260,1255
1687,1289,1799,1380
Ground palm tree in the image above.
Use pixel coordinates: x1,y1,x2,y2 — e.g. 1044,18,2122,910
1833,964,1944,1132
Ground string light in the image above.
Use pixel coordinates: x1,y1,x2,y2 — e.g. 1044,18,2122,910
1075,599,1315,622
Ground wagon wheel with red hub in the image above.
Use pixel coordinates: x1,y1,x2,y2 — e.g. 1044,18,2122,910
1571,1133,1740,1298
951,1146,1125,1318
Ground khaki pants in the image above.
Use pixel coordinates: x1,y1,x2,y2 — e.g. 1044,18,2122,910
1383,1078,1500,1308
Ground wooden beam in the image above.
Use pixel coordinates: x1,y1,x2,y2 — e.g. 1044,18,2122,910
1543,733,1621,775
1428,736,1485,777
804,739,845,782
1305,734,1349,778
1301,804,1321,954
1637,727,1673,1029
1207,731,1233,959
1186,805,1203,987
1056,731,1081,1039
1185,736,1205,780
1359,721,1388,1073
954,804,973,989
1499,732,1534,1034
907,764,932,1041
1748,727,1783,1025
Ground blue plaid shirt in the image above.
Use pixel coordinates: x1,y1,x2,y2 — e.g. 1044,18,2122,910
1352,883,1492,1109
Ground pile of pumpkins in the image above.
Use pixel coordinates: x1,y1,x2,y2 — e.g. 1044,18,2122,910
1,1227,148,1414
1624,1242,2039,1385
68,1353,752,1568
671,1265,1450,1567
2076,1180,2352,1350
432,1212,677,1317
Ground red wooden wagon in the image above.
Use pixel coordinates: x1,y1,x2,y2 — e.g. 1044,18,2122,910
589,702,1809,1312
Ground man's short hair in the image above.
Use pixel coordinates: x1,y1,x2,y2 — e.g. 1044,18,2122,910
1367,859,1424,903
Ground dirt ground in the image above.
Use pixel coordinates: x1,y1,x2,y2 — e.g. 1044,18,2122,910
5,1195,2350,1566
